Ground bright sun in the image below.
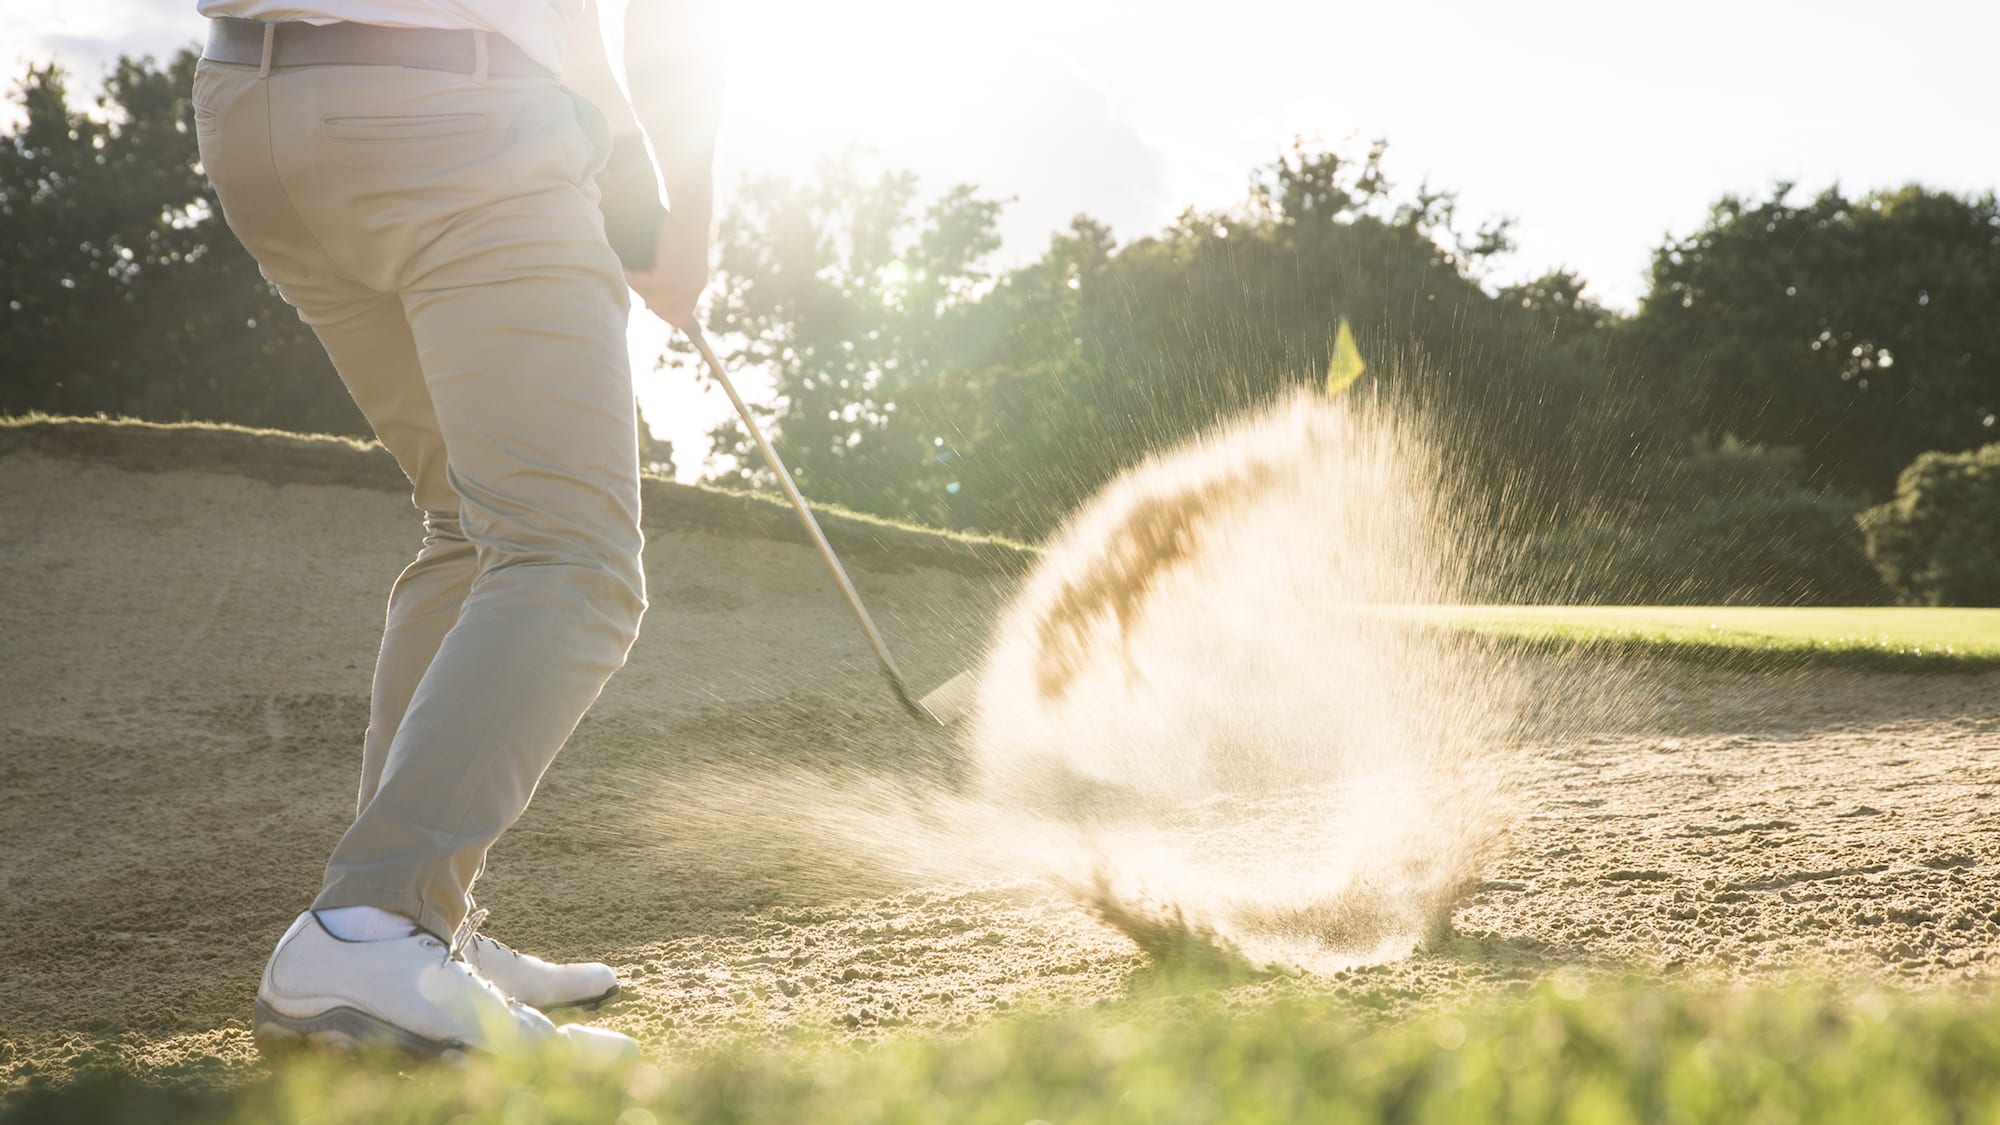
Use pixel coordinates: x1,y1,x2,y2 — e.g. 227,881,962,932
612,0,1066,176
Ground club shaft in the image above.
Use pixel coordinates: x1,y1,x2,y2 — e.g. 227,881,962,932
683,326,940,725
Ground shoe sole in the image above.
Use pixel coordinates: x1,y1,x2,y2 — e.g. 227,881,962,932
537,983,621,1014
253,998,465,1059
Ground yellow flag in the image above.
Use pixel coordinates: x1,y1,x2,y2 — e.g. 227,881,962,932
1325,317,1367,396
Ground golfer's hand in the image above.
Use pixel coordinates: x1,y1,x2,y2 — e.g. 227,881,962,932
624,213,708,331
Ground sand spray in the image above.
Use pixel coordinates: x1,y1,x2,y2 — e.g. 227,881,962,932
952,391,1520,970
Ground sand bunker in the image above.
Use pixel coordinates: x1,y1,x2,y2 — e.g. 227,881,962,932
4,420,1999,1089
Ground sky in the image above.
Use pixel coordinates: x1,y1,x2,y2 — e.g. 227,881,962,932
8,0,1997,478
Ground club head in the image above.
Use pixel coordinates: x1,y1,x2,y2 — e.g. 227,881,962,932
918,670,977,726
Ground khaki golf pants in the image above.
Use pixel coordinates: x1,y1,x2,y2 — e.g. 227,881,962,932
194,55,647,941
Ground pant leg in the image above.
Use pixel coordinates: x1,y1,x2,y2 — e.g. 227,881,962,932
195,57,643,940
357,516,480,816
296,297,484,815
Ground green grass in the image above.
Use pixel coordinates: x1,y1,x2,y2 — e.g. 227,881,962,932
12,981,2000,1123
1425,605,2000,673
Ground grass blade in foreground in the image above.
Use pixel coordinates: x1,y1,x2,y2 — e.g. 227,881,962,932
12,982,2000,1123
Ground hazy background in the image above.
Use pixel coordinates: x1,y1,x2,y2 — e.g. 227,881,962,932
8,0,1996,475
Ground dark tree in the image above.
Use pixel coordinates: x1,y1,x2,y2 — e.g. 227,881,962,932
1631,183,2000,494
1,51,360,434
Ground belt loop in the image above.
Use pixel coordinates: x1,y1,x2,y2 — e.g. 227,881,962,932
472,30,490,82
258,21,275,77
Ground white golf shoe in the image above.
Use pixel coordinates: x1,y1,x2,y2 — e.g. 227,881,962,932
252,911,635,1063
465,931,621,1012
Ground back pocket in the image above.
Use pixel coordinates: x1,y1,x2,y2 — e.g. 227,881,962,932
320,113,486,142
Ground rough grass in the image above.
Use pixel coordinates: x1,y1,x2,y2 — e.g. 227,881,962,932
11,416,1984,671
1428,605,2000,673
10,980,2000,1123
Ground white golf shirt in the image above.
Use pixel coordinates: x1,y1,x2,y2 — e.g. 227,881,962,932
194,0,583,75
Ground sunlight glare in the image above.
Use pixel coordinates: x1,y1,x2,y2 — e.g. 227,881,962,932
624,0,1066,175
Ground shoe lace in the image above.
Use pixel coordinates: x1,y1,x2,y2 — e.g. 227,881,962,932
449,906,490,962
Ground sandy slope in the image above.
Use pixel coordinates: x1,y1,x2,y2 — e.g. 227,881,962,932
2,423,1997,1088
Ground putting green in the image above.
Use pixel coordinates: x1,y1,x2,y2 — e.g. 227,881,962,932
1417,605,2000,669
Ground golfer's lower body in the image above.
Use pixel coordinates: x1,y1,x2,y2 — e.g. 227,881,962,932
195,30,645,1059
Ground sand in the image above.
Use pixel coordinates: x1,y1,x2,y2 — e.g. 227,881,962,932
2,422,1997,1089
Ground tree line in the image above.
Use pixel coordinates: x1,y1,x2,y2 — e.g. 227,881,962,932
6,51,1996,603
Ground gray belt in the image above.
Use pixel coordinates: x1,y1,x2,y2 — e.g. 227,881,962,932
203,17,551,79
